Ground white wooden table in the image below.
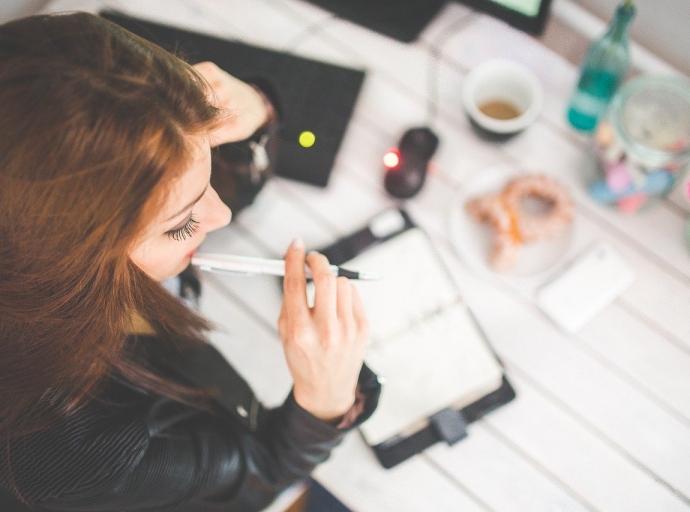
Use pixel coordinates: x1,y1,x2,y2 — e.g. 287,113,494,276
43,0,690,509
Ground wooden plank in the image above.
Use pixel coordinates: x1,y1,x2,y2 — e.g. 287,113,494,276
275,171,393,241
426,426,592,512
483,372,690,511
581,304,690,422
313,432,489,512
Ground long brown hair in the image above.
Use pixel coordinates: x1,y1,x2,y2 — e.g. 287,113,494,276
0,12,222,439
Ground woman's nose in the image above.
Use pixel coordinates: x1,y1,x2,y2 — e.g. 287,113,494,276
202,187,232,233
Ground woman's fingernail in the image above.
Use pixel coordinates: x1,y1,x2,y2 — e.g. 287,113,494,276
290,238,304,249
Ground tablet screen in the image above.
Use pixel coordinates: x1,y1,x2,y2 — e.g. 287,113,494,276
495,0,543,17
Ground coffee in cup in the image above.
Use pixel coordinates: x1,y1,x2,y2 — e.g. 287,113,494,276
462,59,543,139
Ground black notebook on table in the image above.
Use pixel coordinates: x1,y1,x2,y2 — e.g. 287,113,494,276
316,209,515,468
101,11,365,187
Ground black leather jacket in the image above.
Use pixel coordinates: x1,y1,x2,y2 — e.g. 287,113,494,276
0,337,381,511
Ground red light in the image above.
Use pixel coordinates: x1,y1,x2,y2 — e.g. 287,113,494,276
383,150,400,169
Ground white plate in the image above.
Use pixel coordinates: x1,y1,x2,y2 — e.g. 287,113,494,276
449,164,574,279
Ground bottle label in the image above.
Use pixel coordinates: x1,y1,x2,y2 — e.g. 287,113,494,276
569,90,608,117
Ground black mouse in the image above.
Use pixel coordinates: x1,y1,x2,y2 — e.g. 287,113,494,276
384,127,439,199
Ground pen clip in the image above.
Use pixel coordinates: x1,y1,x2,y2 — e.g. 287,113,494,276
198,266,258,277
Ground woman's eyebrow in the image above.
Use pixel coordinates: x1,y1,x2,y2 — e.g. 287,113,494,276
165,185,208,222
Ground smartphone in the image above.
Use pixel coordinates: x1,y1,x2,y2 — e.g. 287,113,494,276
536,243,635,333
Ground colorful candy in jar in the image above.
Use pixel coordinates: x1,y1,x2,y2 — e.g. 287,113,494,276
588,75,690,213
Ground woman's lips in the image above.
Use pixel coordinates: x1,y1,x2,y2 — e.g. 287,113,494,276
186,249,197,259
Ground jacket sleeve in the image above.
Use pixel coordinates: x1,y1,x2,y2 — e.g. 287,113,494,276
104,391,356,512
6,364,380,512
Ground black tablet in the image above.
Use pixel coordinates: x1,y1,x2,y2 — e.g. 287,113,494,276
457,0,553,34
305,0,447,43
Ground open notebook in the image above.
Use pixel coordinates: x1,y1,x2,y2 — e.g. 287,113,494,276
346,227,504,446
315,209,514,467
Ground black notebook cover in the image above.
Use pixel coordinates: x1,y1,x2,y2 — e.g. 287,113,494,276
317,209,516,468
101,11,365,187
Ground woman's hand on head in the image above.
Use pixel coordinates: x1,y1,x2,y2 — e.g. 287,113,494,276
278,239,369,422
193,61,269,145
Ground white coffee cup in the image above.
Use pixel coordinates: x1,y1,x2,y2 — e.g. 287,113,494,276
462,59,544,137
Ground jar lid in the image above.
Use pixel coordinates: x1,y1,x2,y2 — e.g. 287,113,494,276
612,75,690,166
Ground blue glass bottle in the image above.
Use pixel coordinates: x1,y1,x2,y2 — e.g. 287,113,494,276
566,0,636,132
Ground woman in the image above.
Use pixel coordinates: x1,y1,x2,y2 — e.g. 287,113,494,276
0,12,379,511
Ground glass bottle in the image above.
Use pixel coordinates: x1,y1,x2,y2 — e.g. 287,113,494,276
566,0,636,132
685,150,690,253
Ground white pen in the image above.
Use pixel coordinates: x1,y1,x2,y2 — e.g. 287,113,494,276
191,253,381,280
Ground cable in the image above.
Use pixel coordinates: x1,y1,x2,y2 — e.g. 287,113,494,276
426,13,478,127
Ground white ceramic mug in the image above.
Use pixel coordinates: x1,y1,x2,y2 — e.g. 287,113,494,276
462,59,544,137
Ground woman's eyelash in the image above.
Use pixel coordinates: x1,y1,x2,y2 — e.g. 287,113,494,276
166,215,200,241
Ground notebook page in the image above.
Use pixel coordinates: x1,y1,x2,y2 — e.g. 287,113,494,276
346,228,460,342
359,302,503,445
344,229,503,446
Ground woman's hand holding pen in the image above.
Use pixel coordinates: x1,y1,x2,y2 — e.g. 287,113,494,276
278,238,369,423
193,61,270,145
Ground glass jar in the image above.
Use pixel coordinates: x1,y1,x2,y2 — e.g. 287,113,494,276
589,74,690,213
